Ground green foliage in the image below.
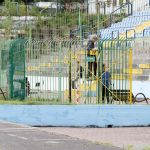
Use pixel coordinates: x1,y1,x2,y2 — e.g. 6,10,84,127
0,0,39,16
60,0,84,5
32,11,108,39
4,0,18,16
119,0,124,5
143,147,150,150
18,5,27,16
29,6,39,16
125,145,134,150
0,17,13,35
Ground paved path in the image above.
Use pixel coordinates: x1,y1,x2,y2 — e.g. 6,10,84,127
0,121,121,150
41,127,150,150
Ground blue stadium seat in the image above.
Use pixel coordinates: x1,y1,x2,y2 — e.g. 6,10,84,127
99,9,150,39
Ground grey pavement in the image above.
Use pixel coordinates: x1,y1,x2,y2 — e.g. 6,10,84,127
41,127,150,150
0,121,121,150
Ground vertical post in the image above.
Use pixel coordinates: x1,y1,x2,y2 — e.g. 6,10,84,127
126,30,128,46
29,25,32,40
23,40,26,100
110,14,112,27
96,0,98,14
130,3,133,15
97,39,103,104
9,42,14,99
0,45,1,90
69,39,72,103
56,0,58,14
78,8,82,46
86,0,89,14
97,2,100,30
143,29,145,37
58,42,62,102
104,2,106,15
129,48,132,104
128,2,130,15
12,2,19,16
97,40,100,104
100,41,103,104
25,0,28,29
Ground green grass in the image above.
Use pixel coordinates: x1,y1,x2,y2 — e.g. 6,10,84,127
143,147,150,150
125,145,134,150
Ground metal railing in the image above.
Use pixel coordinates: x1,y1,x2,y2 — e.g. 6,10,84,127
1,38,133,104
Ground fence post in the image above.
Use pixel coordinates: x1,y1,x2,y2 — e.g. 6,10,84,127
104,2,106,15
78,8,82,46
9,42,14,99
97,40,100,104
129,48,132,104
69,40,72,103
131,3,133,15
97,39,103,104
58,42,62,102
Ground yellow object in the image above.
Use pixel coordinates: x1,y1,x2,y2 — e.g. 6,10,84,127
111,74,127,80
27,66,40,71
40,63,51,68
79,83,97,91
124,69,143,74
64,89,79,100
139,64,150,69
120,20,150,38
78,49,98,56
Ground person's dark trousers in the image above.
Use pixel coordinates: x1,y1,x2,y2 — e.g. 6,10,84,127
88,63,92,77
93,59,97,77
87,55,97,77
102,86,110,104
87,53,92,77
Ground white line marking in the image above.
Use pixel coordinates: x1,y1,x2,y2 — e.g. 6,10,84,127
7,134,16,137
34,138,77,141
0,128,36,132
45,141,62,144
0,120,30,128
7,133,28,140
33,138,77,141
17,136,28,140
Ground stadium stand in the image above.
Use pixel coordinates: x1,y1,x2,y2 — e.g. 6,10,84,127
98,8,150,101
99,10,150,39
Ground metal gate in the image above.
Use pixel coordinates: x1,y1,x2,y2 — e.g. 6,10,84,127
9,38,26,99
23,38,132,104
7,38,132,103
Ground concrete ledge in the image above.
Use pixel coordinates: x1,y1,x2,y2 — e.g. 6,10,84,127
0,105,150,127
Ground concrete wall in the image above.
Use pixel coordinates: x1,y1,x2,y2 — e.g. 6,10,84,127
132,0,150,13
87,0,150,14
88,0,121,14
27,76,150,98
0,105,149,127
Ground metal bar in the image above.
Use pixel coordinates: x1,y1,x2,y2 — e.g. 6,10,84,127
129,48,133,104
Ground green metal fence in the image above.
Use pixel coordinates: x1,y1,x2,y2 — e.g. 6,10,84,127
4,37,132,104
0,1,149,103
0,39,14,99
9,38,26,99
